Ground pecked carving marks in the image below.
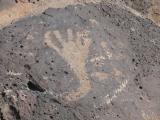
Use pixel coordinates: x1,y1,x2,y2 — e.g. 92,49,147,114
44,29,92,101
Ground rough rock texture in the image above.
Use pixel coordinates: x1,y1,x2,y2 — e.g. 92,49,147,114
0,0,80,28
122,0,160,25
123,0,152,14
0,1,160,120
1,0,160,27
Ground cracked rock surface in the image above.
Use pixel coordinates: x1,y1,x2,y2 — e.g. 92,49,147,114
0,1,160,120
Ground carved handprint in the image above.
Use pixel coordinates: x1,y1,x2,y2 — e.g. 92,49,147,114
44,29,91,101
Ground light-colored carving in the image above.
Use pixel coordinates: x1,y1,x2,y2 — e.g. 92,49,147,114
102,79,128,105
44,29,92,101
101,41,113,59
91,72,109,81
6,71,22,76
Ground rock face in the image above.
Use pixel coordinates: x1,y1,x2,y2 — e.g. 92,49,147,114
0,1,160,120
122,0,160,25
0,0,80,28
123,0,152,14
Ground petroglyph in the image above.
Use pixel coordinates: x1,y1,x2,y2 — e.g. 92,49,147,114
91,67,122,81
101,40,127,61
112,67,123,77
89,39,128,105
6,71,22,76
90,41,129,105
92,66,127,105
102,79,128,105
101,41,113,59
90,56,106,67
90,56,106,63
44,29,92,101
91,72,109,81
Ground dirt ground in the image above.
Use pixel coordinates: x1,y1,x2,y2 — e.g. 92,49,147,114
0,0,160,120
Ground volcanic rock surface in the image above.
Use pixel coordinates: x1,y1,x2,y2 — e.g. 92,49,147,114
0,0,160,120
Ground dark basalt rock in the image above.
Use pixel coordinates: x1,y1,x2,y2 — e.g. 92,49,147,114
0,1,160,120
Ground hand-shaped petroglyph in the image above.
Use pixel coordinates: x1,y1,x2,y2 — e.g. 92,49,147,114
44,29,92,101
